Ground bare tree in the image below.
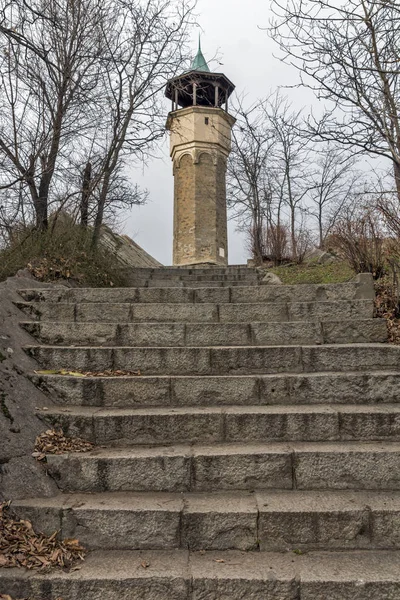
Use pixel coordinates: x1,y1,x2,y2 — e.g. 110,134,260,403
306,146,360,247
263,93,312,261
0,0,195,239
227,98,275,263
228,91,363,263
90,0,196,246
228,92,314,263
0,0,108,230
270,0,400,201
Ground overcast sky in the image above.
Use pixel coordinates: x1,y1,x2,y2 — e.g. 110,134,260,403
123,0,315,266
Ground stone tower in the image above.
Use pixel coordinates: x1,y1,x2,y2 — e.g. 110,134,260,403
166,42,235,266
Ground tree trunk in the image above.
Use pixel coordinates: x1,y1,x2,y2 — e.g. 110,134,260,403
252,206,264,265
319,203,323,249
394,161,400,204
35,184,49,231
290,207,296,261
92,172,111,248
80,161,92,227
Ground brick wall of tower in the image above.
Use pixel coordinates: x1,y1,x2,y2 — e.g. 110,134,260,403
173,151,228,266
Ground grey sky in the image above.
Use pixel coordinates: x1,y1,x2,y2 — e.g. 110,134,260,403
124,0,313,266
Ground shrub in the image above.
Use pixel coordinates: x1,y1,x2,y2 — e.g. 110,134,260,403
329,208,385,279
0,220,130,287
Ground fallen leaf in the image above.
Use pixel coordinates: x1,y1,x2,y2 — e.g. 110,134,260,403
0,502,86,571
34,429,93,457
35,368,142,378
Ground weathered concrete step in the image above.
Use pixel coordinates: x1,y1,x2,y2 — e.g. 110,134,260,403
137,270,260,279
129,279,263,288
132,269,259,280
13,490,400,552
132,265,257,277
22,319,387,347
17,278,373,304
25,344,398,375
45,441,400,493
130,275,261,286
16,298,375,323
36,371,400,408
3,549,400,600
37,404,400,445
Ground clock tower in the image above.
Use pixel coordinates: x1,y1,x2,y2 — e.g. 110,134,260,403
166,42,235,266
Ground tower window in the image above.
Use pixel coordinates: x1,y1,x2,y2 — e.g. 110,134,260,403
205,117,209,125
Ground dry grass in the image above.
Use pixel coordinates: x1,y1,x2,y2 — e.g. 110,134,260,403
0,222,130,287
270,261,355,285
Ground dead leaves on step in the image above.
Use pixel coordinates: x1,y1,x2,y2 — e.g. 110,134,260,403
35,369,142,377
33,429,93,461
374,278,400,344
0,502,86,571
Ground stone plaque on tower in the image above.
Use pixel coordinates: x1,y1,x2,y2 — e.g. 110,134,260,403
165,42,235,266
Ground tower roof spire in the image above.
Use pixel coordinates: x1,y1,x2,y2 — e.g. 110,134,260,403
191,35,210,72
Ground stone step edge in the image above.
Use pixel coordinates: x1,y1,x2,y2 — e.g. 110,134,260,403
12,489,400,553
21,318,384,326
31,370,400,408
21,319,387,347
25,343,400,377
15,298,375,323
37,402,400,416
44,440,400,493
16,275,372,295
36,403,400,445
25,342,392,350
1,549,400,598
15,276,375,303
34,369,400,380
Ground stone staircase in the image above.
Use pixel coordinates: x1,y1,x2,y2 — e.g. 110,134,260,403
3,267,400,599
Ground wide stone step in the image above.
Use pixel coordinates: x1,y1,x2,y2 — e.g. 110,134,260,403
139,271,260,280
3,548,400,600
36,371,400,408
12,490,400,552
131,265,257,277
45,441,400,492
37,404,400,446
134,269,259,279
129,276,262,287
16,298,374,323
17,279,372,304
25,344,399,375
22,319,386,347
130,279,262,288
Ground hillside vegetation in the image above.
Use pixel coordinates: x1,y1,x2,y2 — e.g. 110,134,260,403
0,223,130,287
270,261,355,285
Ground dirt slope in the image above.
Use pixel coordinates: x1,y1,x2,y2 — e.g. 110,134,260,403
0,272,58,501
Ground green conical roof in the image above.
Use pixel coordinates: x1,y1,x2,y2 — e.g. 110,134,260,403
191,37,210,72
